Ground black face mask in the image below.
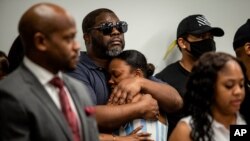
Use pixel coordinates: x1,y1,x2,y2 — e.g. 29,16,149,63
185,38,216,58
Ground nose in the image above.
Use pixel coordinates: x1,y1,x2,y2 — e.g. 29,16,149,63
73,40,80,51
110,26,120,36
233,84,244,97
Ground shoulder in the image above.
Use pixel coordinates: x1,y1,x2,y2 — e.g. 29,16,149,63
148,76,164,83
168,116,192,141
66,52,99,81
0,65,30,94
63,74,93,105
63,73,90,92
155,61,180,77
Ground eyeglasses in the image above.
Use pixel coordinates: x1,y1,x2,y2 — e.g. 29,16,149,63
87,21,128,35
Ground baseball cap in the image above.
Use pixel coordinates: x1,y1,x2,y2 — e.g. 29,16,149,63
233,19,250,50
177,14,224,38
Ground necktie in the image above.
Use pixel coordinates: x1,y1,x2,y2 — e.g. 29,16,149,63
50,77,81,141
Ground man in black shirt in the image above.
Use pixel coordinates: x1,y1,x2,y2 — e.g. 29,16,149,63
233,19,250,123
155,14,224,138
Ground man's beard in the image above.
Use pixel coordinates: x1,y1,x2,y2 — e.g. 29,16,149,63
106,46,123,57
92,37,124,59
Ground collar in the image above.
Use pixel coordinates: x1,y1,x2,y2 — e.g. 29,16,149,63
211,112,246,129
79,51,105,70
23,56,62,85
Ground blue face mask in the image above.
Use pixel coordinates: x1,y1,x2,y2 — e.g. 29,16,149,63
185,38,216,58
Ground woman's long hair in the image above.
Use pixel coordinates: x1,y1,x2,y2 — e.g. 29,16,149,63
184,52,247,141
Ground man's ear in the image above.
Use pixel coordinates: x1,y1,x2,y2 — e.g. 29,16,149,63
83,33,91,44
34,32,47,51
244,42,250,56
177,37,187,49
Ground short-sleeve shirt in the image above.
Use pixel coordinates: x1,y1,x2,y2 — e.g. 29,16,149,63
155,61,189,97
155,61,190,137
240,81,250,123
66,52,110,105
67,51,163,105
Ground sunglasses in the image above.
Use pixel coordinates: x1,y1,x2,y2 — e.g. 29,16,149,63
88,21,128,35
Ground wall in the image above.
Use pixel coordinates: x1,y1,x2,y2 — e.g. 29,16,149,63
1,0,249,73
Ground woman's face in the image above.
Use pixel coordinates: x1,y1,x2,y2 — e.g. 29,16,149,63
108,58,136,89
213,60,245,115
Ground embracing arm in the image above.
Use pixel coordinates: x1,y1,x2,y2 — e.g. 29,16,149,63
110,77,183,113
140,77,183,113
95,94,159,132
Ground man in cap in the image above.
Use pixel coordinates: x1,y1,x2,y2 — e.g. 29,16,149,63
233,19,250,123
155,14,224,138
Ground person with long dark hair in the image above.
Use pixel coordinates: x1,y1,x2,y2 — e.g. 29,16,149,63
169,52,247,141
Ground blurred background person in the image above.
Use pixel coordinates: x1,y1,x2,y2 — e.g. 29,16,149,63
0,51,9,79
233,19,250,123
7,35,24,74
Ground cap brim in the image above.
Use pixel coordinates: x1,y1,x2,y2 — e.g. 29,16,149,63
190,27,224,37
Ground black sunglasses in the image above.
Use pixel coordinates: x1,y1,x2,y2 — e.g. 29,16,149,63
87,21,128,35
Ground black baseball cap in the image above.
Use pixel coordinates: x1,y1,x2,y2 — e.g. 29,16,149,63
233,19,250,50
177,14,224,38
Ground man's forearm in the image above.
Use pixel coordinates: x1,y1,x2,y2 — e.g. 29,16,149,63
95,103,141,132
141,78,183,113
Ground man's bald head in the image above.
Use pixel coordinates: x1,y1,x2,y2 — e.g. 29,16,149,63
18,3,75,52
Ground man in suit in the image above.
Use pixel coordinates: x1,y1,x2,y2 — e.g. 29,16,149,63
0,2,99,141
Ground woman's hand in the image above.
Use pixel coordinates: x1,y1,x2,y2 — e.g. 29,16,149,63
116,125,154,141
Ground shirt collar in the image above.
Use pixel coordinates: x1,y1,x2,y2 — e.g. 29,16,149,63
23,56,62,85
212,112,245,129
80,51,104,70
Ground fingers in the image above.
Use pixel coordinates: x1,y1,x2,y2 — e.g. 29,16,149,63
118,91,127,105
130,125,143,134
137,133,154,141
110,87,130,105
137,132,152,137
126,92,133,103
140,95,159,120
110,87,121,104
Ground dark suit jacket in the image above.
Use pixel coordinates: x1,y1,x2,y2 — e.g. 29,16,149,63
0,64,99,141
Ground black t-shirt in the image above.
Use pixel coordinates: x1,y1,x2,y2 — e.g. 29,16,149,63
155,61,190,138
155,61,190,97
240,82,250,124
